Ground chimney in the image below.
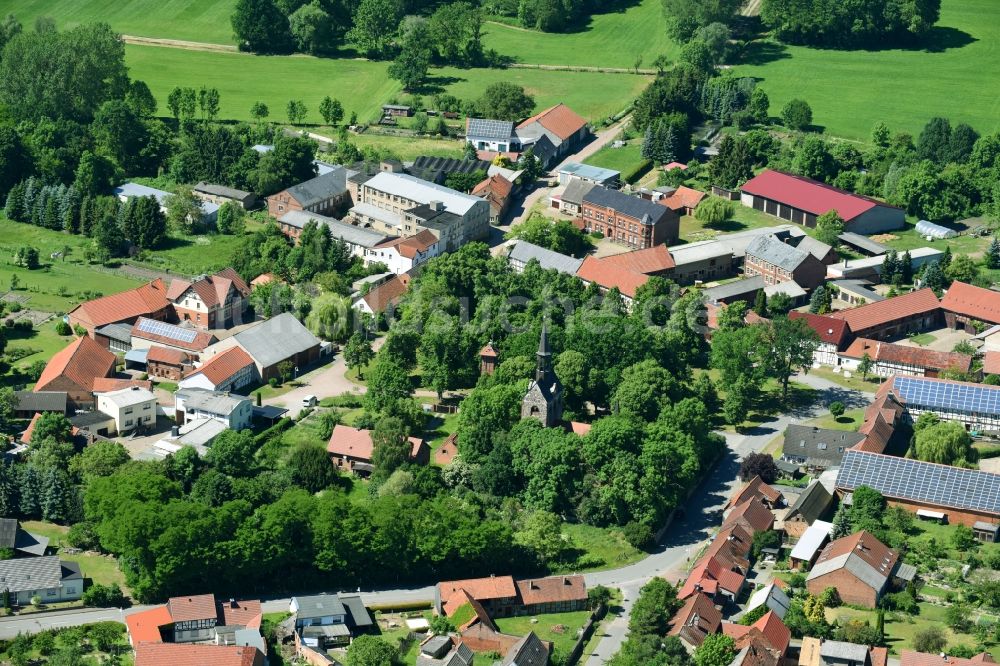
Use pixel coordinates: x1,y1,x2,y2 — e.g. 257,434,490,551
429,200,444,212
171,425,180,437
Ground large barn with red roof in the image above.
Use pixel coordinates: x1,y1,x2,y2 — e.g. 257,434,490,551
740,170,904,234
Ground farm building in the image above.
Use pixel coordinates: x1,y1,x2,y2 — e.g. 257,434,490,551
558,162,620,187
825,247,943,280
740,170,904,233
839,339,973,378
873,374,1000,430
940,281,1000,330
828,288,940,340
805,530,905,608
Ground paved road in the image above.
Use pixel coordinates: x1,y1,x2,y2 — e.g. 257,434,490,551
0,371,868,643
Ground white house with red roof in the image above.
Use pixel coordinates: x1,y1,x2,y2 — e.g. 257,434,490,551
740,170,904,234
789,312,853,365
366,229,440,274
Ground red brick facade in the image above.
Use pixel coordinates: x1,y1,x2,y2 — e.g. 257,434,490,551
744,252,827,290
806,567,880,608
580,201,677,249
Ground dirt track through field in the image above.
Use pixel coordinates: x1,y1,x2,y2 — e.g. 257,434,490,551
122,35,238,52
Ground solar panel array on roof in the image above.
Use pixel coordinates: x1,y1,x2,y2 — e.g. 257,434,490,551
466,118,514,140
893,376,1000,416
137,318,198,344
837,450,1000,515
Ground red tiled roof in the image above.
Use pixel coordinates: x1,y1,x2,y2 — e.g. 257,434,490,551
374,230,438,259
668,592,722,647
361,274,411,313
327,424,424,463
168,270,247,309
728,629,783,666
472,173,514,203
146,346,190,366
435,433,458,465
751,611,790,654
217,598,263,629
660,186,706,212
813,530,898,587
517,103,587,141
901,651,996,666
131,317,216,352
35,336,116,394
871,647,890,666
68,279,169,330
477,150,520,163
168,593,218,623
940,281,1000,325
515,575,587,606
569,421,592,436
134,643,262,666
728,476,783,509
855,411,895,454
184,347,255,386
576,256,649,299
480,343,498,358
126,605,173,645
829,288,940,333
664,162,688,171
723,496,774,534
91,378,152,393
679,553,746,599
599,245,676,274
841,338,972,373
438,575,517,616
985,352,1000,376
788,312,852,348
741,170,899,222
250,273,277,287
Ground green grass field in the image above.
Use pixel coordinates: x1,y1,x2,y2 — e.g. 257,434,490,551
16,0,237,43
733,0,1000,140
133,232,244,275
482,0,678,69
494,610,593,656
20,521,128,590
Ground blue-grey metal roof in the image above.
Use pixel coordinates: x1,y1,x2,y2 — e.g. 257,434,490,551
279,210,389,248
745,235,810,272
233,312,321,368
559,162,620,183
95,322,134,343
582,186,670,226
702,276,765,303
561,179,595,206
178,387,250,415
466,118,514,140
113,182,219,216
838,232,887,256
507,241,583,275
285,169,348,208
837,449,1000,516
124,348,149,364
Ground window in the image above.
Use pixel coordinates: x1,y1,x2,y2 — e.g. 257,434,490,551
125,419,133,426
124,407,133,414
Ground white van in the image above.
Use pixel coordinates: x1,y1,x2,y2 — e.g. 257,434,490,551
301,395,318,408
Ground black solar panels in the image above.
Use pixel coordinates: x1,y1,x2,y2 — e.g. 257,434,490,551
837,449,1000,515
893,376,1000,416
137,318,198,344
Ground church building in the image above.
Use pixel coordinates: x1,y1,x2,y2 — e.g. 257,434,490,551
521,325,563,427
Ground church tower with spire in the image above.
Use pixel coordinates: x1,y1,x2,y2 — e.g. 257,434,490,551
521,324,563,427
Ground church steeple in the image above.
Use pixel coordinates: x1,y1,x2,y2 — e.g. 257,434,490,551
535,323,552,381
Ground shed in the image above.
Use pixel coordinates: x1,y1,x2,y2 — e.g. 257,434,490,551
915,219,958,239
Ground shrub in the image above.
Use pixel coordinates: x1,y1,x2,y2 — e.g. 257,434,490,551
695,197,735,224
73,324,87,336
67,522,100,550
268,377,279,388
913,626,947,653
623,521,654,550
820,587,841,608
82,583,127,608
55,320,71,336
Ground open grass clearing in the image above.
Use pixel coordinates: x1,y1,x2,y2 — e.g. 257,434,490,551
678,203,785,244
494,610,593,656
826,603,994,654
557,523,645,573
584,142,650,183
731,0,1000,141
805,407,866,431
808,367,882,395
878,219,991,257
20,521,128,590
132,232,245,276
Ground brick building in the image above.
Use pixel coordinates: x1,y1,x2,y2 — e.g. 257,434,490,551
805,530,902,608
327,424,429,476
839,338,973,378
581,186,679,249
667,592,722,650
789,312,853,366
828,288,940,340
940,281,1000,332
145,346,192,380
267,167,350,219
34,336,117,410
743,235,827,290
167,269,251,330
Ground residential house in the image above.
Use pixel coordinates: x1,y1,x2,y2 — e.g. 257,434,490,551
784,481,835,528
174,388,252,430
722,611,791,657
353,274,411,317
34,335,117,410
516,103,589,160
839,338,973,378
327,424,430,476
781,425,865,471
12,391,66,419
68,278,171,335
800,638,889,666
465,118,517,153
828,288,940,340
290,593,373,649
151,418,228,458
558,162,620,187
788,312,853,366
437,575,519,618
658,185,706,217
134,643,264,666
900,651,996,666
832,280,884,306
418,635,475,666
506,241,583,275
352,172,490,251
745,583,791,621
727,476,784,511
789,519,834,570
514,575,587,614
178,347,258,393
126,593,263,649
368,229,441,274
837,449,1000,530
501,632,549,666
167,269,251,330
553,179,595,216
740,170,904,233
743,235,827,290
96,386,157,434
0,556,82,606
168,594,223,643
130,317,216,357
940,281,1000,331
872,374,1000,430
193,182,256,210
727,632,783,666
0,518,49,557
724,496,776,534
666,240,735,285
204,312,322,382
267,167,350,219
575,255,650,305
146,346,193,380
581,185,680,249
667,592,722,651
472,173,514,224
114,182,219,225
277,210,393,260
805,530,902,607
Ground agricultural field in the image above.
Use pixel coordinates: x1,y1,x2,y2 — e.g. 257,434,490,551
733,0,1000,140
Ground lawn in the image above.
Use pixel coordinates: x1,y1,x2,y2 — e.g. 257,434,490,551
908,332,937,346
20,521,128,591
731,0,1000,140
806,407,866,431
878,220,991,257
132,232,246,275
558,523,645,573
482,0,678,69
346,133,464,162
584,142,650,182
494,610,593,657
678,202,784,243
809,367,882,395
12,0,238,43
826,603,992,654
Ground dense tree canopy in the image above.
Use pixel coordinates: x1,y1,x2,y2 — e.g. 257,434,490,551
761,0,941,47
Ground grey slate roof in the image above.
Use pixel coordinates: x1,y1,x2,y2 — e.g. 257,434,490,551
95,323,134,344
0,556,79,593
284,168,348,208
746,235,811,272
179,388,250,416
561,179,595,206
782,425,865,468
507,241,583,275
785,479,834,524
820,641,870,663
279,210,390,248
339,593,373,628
502,631,548,666
838,232,887,256
194,182,253,201
702,276,766,304
831,280,885,303
0,519,17,548
466,118,515,140
293,593,346,619
794,235,834,261
582,186,670,226
14,391,66,413
233,312,321,368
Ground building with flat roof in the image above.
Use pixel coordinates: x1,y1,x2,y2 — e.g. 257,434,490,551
558,162,620,187
175,387,252,430
826,247,942,280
